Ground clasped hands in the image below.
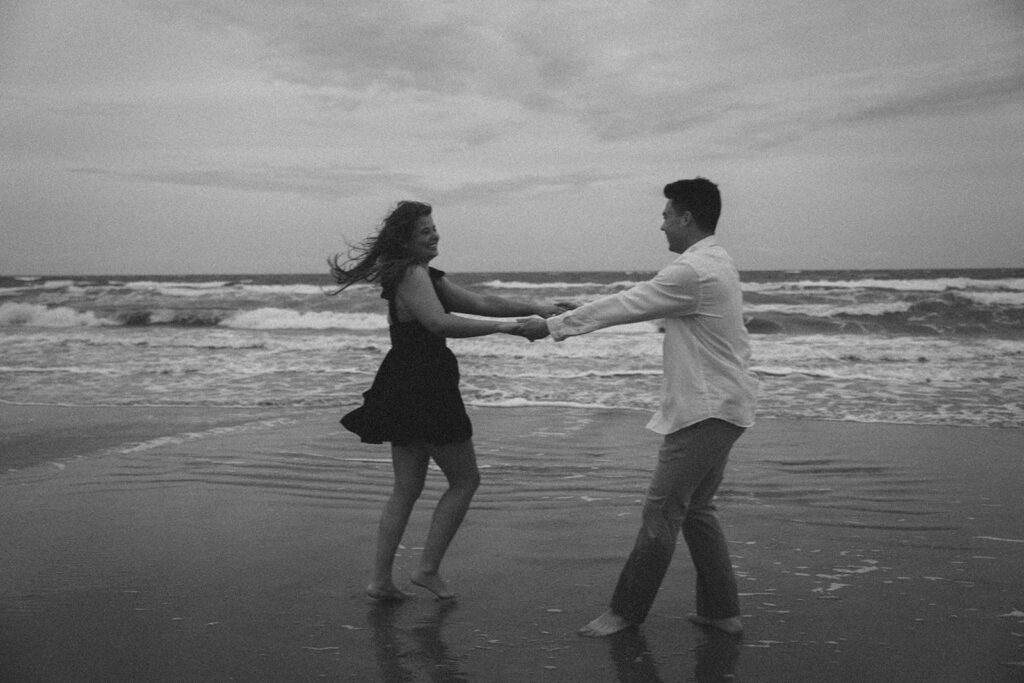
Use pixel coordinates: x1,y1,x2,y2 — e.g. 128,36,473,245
511,301,575,342
513,316,550,341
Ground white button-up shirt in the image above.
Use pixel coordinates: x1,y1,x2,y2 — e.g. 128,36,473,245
547,236,757,434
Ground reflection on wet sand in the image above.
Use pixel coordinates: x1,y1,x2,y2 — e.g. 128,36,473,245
365,595,742,682
368,599,467,682
607,627,741,683
691,631,742,682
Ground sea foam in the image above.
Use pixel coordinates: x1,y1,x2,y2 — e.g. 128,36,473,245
0,302,113,327
220,308,388,330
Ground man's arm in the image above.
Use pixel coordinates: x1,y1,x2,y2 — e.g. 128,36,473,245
546,261,701,341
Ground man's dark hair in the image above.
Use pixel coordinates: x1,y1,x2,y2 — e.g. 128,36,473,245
663,177,721,233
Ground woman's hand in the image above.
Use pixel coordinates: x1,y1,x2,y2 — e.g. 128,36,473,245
512,316,550,341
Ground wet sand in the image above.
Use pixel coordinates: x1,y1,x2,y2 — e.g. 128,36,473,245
1,404,1022,681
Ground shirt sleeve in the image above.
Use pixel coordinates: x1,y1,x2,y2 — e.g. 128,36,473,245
547,261,701,341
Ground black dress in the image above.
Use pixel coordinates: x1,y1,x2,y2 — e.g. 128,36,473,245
341,267,473,447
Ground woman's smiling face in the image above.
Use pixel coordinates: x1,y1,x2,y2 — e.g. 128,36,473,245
408,215,439,262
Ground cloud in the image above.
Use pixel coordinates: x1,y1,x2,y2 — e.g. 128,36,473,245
147,0,1024,152
70,165,416,198
839,64,1024,124
692,54,1024,156
69,164,621,203
144,2,710,129
428,170,625,204
151,1,508,92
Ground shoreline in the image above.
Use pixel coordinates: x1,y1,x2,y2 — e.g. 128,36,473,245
2,404,1022,681
3,400,1020,473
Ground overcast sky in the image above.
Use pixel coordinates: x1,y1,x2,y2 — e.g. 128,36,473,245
2,0,1023,275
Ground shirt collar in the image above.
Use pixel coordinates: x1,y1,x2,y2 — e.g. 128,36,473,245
681,234,718,256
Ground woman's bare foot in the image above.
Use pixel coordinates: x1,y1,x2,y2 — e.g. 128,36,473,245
687,614,743,635
366,582,412,602
410,570,455,600
578,610,632,637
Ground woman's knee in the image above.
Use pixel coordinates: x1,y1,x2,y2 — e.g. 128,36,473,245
450,468,480,496
391,475,426,502
433,441,480,493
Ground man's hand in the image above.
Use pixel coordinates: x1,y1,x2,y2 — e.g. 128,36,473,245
515,316,550,341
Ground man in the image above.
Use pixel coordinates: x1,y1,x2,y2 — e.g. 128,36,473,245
520,177,757,637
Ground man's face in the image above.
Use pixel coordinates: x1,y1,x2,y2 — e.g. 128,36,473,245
660,200,689,253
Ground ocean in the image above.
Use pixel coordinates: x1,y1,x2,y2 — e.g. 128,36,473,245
1,268,1022,429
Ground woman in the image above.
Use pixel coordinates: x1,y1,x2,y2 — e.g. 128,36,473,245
329,201,564,601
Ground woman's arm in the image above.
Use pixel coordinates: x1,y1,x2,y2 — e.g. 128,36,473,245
395,266,520,338
438,278,569,318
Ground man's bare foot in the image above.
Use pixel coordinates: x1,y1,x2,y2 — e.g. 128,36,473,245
410,570,455,600
366,582,412,602
578,610,633,637
687,614,743,635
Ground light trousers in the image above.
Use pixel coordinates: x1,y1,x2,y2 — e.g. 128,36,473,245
609,418,745,624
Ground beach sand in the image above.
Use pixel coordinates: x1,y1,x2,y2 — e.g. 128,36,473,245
1,404,1022,681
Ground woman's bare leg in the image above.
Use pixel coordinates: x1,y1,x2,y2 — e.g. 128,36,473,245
367,445,429,600
410,439,480,599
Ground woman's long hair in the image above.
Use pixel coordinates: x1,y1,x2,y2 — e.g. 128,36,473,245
328,201,433,296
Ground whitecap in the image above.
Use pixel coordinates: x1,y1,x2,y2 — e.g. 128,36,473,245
0,302,114,327
220,307,388,330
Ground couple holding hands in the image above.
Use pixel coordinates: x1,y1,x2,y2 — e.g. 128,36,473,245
330,177,757,638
